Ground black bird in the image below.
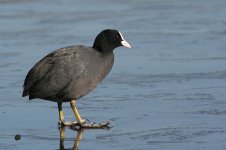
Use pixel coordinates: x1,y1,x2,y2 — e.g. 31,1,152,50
22,29,131,128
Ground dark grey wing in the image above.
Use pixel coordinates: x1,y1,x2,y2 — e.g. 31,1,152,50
23,55,52,97
23,46,85,100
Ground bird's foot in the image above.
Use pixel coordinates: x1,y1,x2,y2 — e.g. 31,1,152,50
58,119,112,129
58,118,90,127
72,121,113,129
58,120,75,127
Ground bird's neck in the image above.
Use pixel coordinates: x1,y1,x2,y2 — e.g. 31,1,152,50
92,42,114,53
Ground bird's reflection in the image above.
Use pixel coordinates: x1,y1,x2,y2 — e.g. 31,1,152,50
58,126,84,150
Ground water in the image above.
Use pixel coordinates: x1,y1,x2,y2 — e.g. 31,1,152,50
1,0,226,149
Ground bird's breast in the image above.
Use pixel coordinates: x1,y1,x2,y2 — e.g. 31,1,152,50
70,52,114,99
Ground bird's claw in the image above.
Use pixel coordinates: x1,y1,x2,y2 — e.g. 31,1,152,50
58,120,78,127
59,119,112,129
80,118,90,124
81,121,112,129
71,121,113,129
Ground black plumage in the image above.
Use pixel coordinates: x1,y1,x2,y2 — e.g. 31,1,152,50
23,45,114,102
22,29,131,128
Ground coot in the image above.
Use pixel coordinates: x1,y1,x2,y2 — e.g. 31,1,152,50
22,29,131,128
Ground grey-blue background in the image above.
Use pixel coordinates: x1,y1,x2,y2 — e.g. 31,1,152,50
0,0,226,149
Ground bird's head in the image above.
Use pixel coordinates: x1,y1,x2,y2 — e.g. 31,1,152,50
93,29,131,53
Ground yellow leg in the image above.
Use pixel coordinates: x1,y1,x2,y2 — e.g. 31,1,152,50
69,99,111,128
58,102,65,123
58,102,75,126
70,100,85,125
